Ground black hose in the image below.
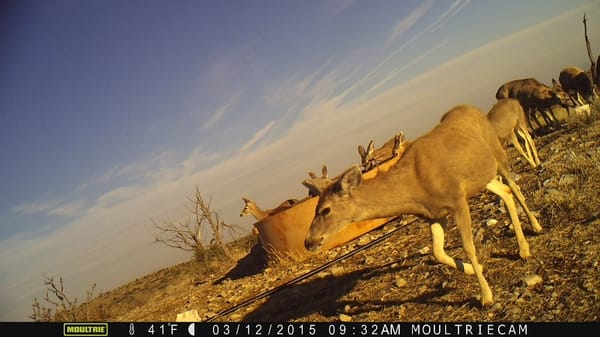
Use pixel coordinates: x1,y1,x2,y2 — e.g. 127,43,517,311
204,217,419,322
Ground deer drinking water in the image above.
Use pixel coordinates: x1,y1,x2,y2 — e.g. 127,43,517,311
496,77,573,132
303,104,542,307
559,66,596,105
358,132,407,172
240,197,298,235
305,133,410,198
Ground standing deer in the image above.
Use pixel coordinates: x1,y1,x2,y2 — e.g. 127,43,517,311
487,98,541,168
303,104,542,307
496,78,573,132
558,66,596,105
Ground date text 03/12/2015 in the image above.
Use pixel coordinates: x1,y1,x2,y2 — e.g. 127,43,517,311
205,322,528,336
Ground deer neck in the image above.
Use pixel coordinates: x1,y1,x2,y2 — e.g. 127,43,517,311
348,168,431,221
250,204,270,220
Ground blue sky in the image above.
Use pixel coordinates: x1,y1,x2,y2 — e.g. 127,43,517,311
1,0,598,321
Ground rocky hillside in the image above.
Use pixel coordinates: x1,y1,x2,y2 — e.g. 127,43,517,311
81,103,599,323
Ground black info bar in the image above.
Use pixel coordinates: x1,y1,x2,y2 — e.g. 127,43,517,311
0,322,597,337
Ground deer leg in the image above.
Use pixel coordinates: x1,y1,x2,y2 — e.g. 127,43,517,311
430,220,475,275
527,108,544,135
516,128,541,167
548,107,562,128
517,127,541,166
537,107,559,130
501,175,543,233
522,107,537,136
576,92,586,106
510,131,537,168
453,200,493,307
540,109,555,129
533,109,544,129
485,178,532,259
569,95,578,108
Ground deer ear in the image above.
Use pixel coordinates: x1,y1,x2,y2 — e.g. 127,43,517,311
336,165,362,196
393,132,406,156
358,145,366,161
308,171,317,179
321,165,328,178
398,131,406,143
242,197,251,203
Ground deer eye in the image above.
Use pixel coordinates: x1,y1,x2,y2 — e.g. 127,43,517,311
320,207,331,216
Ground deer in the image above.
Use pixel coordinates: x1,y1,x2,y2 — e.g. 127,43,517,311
558,66,596,105
496,78,573,133
358,132,408,172
304,134,410,198
487,98,541,168
516,84,566,131
240,197,299,235
303,104,542,308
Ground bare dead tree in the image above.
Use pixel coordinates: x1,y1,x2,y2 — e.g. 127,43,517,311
30,275,100,322
154,185,237,261
583,13,597,86
30,298,52,322
194,186,228,256
153,216,204,252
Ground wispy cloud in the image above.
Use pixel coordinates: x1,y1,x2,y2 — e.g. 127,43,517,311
178,146,223,176
365,39,448,96
190,42,257,104
263,58,335,108
321,0,356,17
46,200,86,217
239,121,276,152
338,0,470,104
386,0,435,47
93,185,145,210
78,151,173,190
430,0,471,33
202,91,243,129
11,198,85,218
11,199,62,215
78,166,122,189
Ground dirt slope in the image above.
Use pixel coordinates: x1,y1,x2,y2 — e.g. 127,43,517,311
83,105,600,323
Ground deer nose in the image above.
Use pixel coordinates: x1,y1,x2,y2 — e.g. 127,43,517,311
304,236,323,251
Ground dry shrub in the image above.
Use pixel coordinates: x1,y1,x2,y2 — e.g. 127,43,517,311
228,233,260,257
192,233,261,275
263,245,308,269
30,275,107,322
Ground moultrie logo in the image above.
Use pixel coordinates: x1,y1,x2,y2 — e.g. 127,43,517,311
63,323,108,336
